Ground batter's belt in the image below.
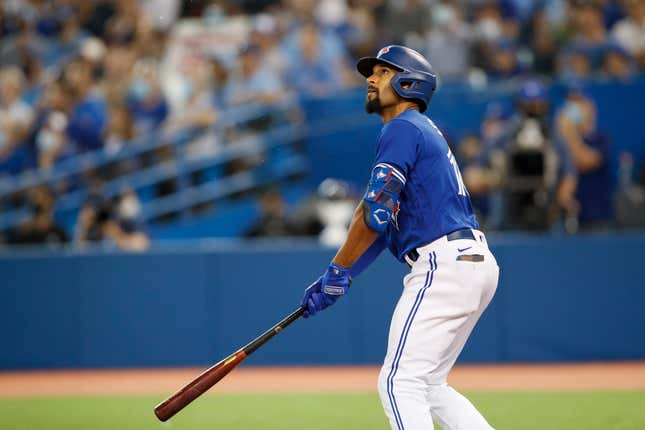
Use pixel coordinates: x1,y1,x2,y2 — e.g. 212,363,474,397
405,228,481,266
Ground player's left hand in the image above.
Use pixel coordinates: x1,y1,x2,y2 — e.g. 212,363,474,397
301,263,351,318
321,262,351,297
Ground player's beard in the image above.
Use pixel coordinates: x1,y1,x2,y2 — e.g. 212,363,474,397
365,97,381,114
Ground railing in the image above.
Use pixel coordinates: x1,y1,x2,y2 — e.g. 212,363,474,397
0,100,308,230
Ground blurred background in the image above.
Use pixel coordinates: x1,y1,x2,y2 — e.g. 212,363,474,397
1,3,644,429
1,0,644,250
0,0,644,370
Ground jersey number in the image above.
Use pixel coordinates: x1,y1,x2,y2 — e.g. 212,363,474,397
447,149,468,197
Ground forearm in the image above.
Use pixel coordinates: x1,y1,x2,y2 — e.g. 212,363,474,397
559,117,602,172
331,203,379,268
348,233,386,278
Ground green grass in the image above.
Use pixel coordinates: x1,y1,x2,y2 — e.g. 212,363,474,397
1,391,644,429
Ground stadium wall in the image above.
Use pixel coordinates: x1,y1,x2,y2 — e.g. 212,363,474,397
1,232,644,370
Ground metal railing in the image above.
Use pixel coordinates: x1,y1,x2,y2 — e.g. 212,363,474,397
0,101,308,231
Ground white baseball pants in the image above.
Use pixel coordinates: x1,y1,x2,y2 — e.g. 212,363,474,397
378,230,499,430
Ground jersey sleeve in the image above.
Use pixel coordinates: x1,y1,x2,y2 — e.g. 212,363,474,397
373,119,421,185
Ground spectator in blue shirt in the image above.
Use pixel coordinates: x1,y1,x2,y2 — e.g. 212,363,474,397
63,60,107,152
0,66,35,175
126,58,169,136
558,43,594,81
557,85,612,229
601,43,637,82
223,44,285,106
488,39,524,80
286,22,344,97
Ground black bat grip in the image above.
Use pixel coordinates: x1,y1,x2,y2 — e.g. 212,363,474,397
242,306,306,356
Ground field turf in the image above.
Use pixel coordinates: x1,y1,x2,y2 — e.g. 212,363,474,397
1,391,644,429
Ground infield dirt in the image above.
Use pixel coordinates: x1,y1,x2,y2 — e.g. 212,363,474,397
0,362,643,397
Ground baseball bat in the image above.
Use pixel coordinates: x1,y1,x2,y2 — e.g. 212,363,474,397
153,305,306,422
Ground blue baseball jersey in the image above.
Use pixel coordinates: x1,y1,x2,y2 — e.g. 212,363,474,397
371,109,478,262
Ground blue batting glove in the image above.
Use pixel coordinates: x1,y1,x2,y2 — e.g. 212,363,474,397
301,277,330,319
321,262,352,297
301,263,352,318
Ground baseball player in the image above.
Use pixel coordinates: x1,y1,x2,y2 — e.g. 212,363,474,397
301,45,499,429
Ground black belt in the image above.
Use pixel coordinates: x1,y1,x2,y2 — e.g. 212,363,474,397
405,229,476,263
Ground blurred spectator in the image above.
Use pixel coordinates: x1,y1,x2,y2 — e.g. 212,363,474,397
569,0,608,46
42,6,89,69
0,66,34,176
332,1,377,59
464,79,578,230
601,43,637,80
7,186,68,246
480,100,513,142
611,0,645,70
74,188,149,251
102,45,137,103
457,134,484,169
20,49,47,105
425,1,471,80
209,57,232,110
470,1,522,76
27,80,72,172
527,7,559,75
244,188,297,237
557,85,612,229
74,192,114,244
139,0,181,31
36,110,69,172
166,59,220,160
103,189,150,251
456,133,491,224
79,37,107,78
223,44,285,106
104,3,137,46
126,58,169,136
104,103,135,156
166,59,218,132
63,59,108,152
282,13,350,75
558,43,594,80
249,13,289,81
383,0,431,47
286,21,345,96
488,39,524,79
615,152,645,228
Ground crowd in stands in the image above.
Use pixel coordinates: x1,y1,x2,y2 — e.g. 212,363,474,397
0,0,644,248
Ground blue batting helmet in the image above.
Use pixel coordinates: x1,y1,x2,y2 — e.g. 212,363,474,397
357,45,437,112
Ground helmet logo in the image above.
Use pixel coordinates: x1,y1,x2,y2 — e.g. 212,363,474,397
377,46,390,57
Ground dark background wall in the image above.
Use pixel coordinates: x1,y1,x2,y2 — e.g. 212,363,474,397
1,232,644,370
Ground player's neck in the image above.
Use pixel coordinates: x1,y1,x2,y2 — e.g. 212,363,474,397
379,102,419,124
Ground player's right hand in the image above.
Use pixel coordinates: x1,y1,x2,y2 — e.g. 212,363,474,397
301,277,336,318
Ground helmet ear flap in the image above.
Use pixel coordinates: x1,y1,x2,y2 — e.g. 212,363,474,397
397,80,420,91
390,71,435,113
